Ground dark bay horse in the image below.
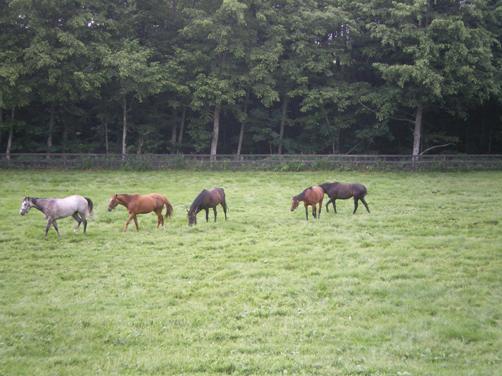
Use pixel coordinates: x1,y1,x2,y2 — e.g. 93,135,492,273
320,182,370,214
108,193,173,231
291,185,324,220
19,195,93,238
187,188,227,226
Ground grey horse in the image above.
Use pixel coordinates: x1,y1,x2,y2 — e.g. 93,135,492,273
19,195,93,238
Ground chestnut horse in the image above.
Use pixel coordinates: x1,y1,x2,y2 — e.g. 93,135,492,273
291,185,324,220
108,193,173,231
187,188,227,226
320,182,370,214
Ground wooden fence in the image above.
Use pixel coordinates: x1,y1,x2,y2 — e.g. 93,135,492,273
1,153,502,170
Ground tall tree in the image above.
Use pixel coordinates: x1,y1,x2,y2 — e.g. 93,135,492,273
361,0,499,156
103,39,165,157
182,0,248,158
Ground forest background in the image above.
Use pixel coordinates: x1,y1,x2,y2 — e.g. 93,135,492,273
1,0,501,158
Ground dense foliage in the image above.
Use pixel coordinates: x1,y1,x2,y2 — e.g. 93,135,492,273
1,0,501,156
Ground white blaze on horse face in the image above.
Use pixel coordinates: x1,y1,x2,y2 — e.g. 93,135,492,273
19,199,30,215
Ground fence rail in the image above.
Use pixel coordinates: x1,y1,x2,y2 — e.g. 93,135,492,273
1,153,502,170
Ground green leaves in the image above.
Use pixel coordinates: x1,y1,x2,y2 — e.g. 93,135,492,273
103,39,166,101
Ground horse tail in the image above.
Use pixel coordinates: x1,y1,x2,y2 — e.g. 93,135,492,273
164,199,173,219
361,184,368,196
354,184,367,198
85,197,94,215
219,188,228,211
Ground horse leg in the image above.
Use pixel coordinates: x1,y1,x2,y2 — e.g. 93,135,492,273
205,208,209,222
72,213,82,231
123,213,135,232
222,202,228,220
304,205,309,221
361,198,370,213
333,199,337,214
155,209,162,228
318,199,323,219
133,215,139,231
45,219,53,238
52,220,61,239
353,198,359,214
312,205,316,219
82,218,88,233
213,207,217,222
325,199,331,212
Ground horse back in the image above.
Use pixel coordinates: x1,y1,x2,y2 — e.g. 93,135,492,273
49,195,89,218
207,188,225,206
305,186,324,204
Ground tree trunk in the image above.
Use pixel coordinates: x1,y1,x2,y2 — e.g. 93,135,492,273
47,106,54,156
412,104,423,157
137,134,144,154
177,106,186,152
170,119,177,154
278,96,289,154
210,103,221,161
122,96,127,160
488,126,493,154
104,121,109,154
62,122,68,153
237,123,245,156
334,128,341,154
6,108,14,160
236,92,249,156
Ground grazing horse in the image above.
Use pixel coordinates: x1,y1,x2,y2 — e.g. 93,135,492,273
187,188,227,226
19,195,93,238
320,182,370,214
291,185,324,221
108,193,173,231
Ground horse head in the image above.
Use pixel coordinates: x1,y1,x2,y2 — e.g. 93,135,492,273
290,197,300,211
187,207,197,226
19,197,33,216
108,194,119,211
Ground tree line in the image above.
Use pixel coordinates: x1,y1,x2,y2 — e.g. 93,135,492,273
1,0,501,159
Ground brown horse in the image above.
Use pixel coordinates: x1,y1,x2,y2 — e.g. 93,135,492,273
291,185,324,220
320,182,370,214
108,193,173,231
187,188,227,226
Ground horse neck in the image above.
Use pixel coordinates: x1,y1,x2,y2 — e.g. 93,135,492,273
189,202,200,215
31,198,47,213
319,183,330,192
190,191,207,213
295,191,306,202
117,194,133,207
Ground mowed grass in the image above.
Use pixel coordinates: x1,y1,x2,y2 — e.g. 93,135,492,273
0,170,501,375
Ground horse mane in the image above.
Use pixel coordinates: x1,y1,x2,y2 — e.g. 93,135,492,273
189,189,208,212
319,182,339,193
294,187,311,201
29,197,45,212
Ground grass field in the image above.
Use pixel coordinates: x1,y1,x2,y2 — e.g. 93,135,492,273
0,170,501,375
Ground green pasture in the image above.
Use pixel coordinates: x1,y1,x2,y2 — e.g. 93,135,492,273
0,170,501,375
